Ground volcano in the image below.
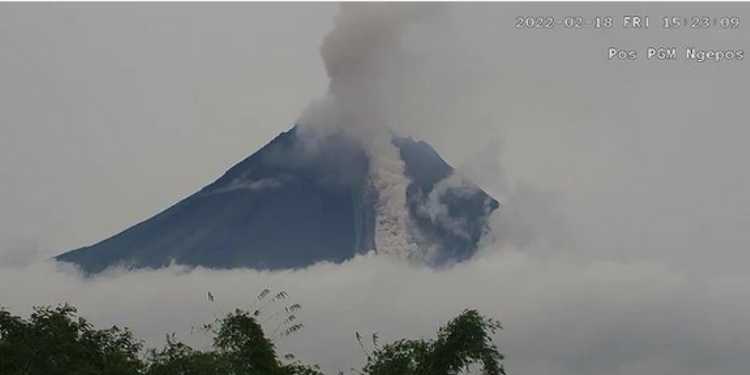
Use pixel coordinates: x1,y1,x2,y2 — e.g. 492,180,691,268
56,127,499,274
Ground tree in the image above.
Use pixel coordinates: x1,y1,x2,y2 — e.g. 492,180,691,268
146,289,323,375
0,304,143,375
361,309,505,375
1,303,505,375
146,308,323,375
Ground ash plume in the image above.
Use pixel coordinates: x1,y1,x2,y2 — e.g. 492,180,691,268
301,3,436,141
297,4,455,260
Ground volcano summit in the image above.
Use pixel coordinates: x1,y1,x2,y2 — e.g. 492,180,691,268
56,127,499,274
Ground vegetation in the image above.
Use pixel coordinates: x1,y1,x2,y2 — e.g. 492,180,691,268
0,293,505,375
0,304,143,375
361,310,504,375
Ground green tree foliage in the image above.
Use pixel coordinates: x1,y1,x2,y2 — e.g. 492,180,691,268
361,310,505,375
144,334,233,375
0,303,504,375
0,304,143,375
146,309,323,375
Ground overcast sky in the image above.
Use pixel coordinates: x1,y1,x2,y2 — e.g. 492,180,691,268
0,4,335,256
1,3,749,375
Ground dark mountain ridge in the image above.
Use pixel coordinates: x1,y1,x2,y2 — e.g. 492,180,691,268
56,126,499,273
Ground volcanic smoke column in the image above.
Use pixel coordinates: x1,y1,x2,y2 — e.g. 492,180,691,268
300,4,437,260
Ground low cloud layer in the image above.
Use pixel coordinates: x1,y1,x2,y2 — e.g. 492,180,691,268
1,247,748,375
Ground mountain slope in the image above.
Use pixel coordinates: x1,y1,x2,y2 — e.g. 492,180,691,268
56,126,498,273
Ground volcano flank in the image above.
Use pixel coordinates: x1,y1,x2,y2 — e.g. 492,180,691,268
56,127,499,274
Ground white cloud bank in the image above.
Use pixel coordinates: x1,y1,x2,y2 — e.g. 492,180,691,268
1,246,748,375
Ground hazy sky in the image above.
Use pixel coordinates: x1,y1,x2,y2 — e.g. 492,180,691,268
1,3,749,375
0,4,335,256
